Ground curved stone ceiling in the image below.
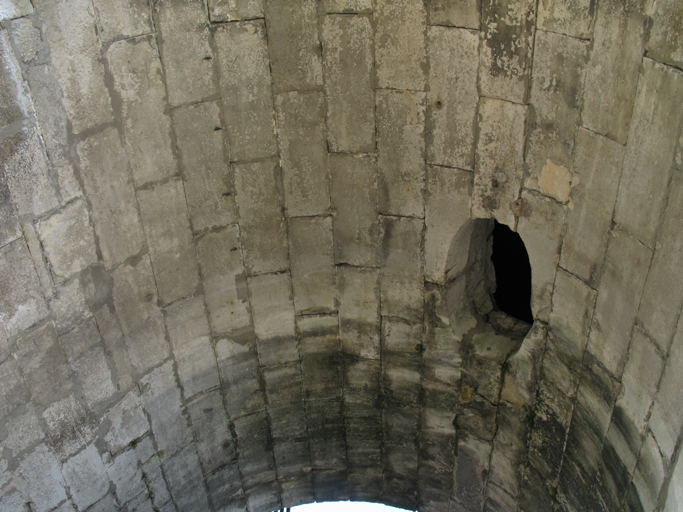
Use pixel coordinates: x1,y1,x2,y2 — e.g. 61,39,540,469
0,0,682,511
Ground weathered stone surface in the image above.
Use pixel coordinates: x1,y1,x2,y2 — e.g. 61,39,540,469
424,166,472,283
0,356,30,417
36,199,97,281
473,98,527,227
377,90,425,217
249,272,297,366
62,444,109,510
516,189,565,322
632,433,666,512
92,0,152,41
10,17,42,63
380,216,424,322
166,296,219,399
647,0,683,69
322,15,374,153
321,0,371,12
560,128,624,283
0,238,48,336
207,0,263,21
586,230,651,377
186,390,234,474
42,394,96,460
20,219,53,295
95,305,134,392
330,154,378,267
77,128,144,268
525,30,589,187
0,0,32,20
141,452,174,510
0,166,19,246
375,0,426,90
16,444,67,512
425,0,480,28
479,0,535,103
33,0,112,132
234,412,276,488
275,91,330,217
0,26,31,130
664,449,683,512
206,463,244,509
582,0,648,144
265,0,322,93
172,101,237,232
108,36,176,187
112,256,169,373
137,178,199,304
215,333,265,416
104,391,149,454
300,314,341,401
338,266,380,359
195,226,250,336
164,444,211,511
614,58,683,248
246,481,281,512
453,435,491,511
106,448,146,506
215,20,277,162
140,361,192,457
289,216,335,314
155,0,215,106
426,26,478,170
234,158,289,275
71,346,116,409
3,405,44,456
536,0,595,39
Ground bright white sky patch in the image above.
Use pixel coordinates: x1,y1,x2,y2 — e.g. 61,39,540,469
291,502,412,512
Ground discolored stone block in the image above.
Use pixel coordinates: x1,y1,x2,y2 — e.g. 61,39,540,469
0,0,32,21
536,0,595,39
425,0,480,28
207,0,263,21
453,435,492,511
42,394,96,460
16,445,67,512
187,390,234,474
71,346,117,410
215,333,265,417
338,266,380,359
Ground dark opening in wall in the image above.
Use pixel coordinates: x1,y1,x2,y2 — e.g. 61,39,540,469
490,221,533,324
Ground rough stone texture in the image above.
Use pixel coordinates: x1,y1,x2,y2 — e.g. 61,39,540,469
15,445,67,512
321,0,372,12
0,0,32,21
646,0,683,70
92,0,152,42
0,26,32,130
164,444,211,511
10,17,42,63
425,0,480,29
338,266,380,359
207,0,263,22
322,15,374,153
104,391,149,454
186,390,234,475
62,444,109,510
426,26,478,171
536,0,595,39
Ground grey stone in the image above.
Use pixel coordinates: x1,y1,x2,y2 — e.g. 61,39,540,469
112,256,169,373
33,0,112,133
274,91,330,217
632,433,666,512
9,16,42,63
71,346,116,409
206,463,244,510
20,219,53,296
92,0,152,42
647,0,683,69
575,353,619,441
186,390,234,474
141,454,173,509
322,14,374,153
425,0,480,28
172,101,237,232
536,0,595,39
426,26,478,170
233,412,276,489
453,435,492,511
582,0,649,144
299,314,342,401
288,216,335,314
0,0,32,20
330,154,379,267
36,199,97,281
207,0,263,21
0,166,19,247
137,178,199,304
16,444,67,512
614,58,683,248
214,334,265,417
263,361,302,407
77,128,144,268
488,403,526,496
95,305,134,392
195,226,250,336
155,0,215,107
560,128,624,283
107,36,177,187
233,158,289,275
163,444,211,512
104,390,149,455
586,230,651,377
377,90,425,217
245,481,280,512
0,356,29,417
273,440,310,478
265,0,322,93
106,448,146,506
41,394,95,460
375,0,427,90
215,20,277,162
472,97,527,228
337,266,380,359
321,0,372,12
62,444,109,511
0,26,32,130
166,296,219,399
2,405,44,456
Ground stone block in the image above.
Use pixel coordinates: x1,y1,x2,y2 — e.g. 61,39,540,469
77,128,144,268
215,333,265,417
140,361,192,458
275,91,329,217
20,220,53,296
321,0,371,12
525,30,589,185
36,199,97,281
582,0,648,144
16,444,67,512
141,454,173,509
330,153,379,267
215,20,277,161
3,404,44,456
281,475,314,507
345,359,381,405
95,305,134,392
195,226,250,336
186,390,234,474
273,439,309,478
10,17,42,63
299,315,341,401
0,166,19,247
92,0,152,41
62,444,109,511
104,391,149,455
614,58,683,248
155,0,215,106
233,158,289,274
377,90,425,217
453,435,492,511
172,101,237,232
488,403,526,495
0,0,32,20
647,0,683,69
536,0,595,39
560,128,624,283
206,463,244,509
207,0,263,21
246,482,280,512
516,190,565,322
348,467,382,502
426,26,478,170
265,0,322,93
42,394,96,460
587,230,651,377
472,98,527,227
479,0,535,103
380,216,424,322
71,346,117,409
1,128,58,217
0,26,31,130
632,433,666,512
425,0,480,28
0,357,29,417
575,353,618,436
263,362,302,406
249,272,297,366
163,445,211,511
288,216,335,314
233,411,276,489
424,166,472,283
137,179,199,304
664,448,683,512
107,36,176,187
33,0,112,133
113,256,169,373
106,448,146,506
375,0,426,90
338,266,380,359
307,400,346,468
322,14,374,152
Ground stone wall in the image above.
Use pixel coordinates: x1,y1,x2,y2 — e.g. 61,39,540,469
0,0,681,511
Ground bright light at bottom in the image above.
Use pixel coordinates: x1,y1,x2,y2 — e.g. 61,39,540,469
291,502,412,512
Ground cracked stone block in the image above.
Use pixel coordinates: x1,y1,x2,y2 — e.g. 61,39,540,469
187,390,234,474
536,0,595,39
163,444,211,512
62,444,109,511
425,0,480,28
16,444,67,512
42,394,95,460
92,0,152,41
338,266,380,359
104,390,149,455
215,332,265,417
95,305,133,392
142,454,173,509
0,165,19,247
207,0,263,21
